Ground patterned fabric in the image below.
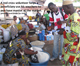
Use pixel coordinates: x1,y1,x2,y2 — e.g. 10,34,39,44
15,24,22,31
3,37,29,66
21,24,29,33
10,24,29,38
62,12,80,66
20,20,25,24
49,8,68,30
25,24,30,33
10,25,18,39
16,24,29,33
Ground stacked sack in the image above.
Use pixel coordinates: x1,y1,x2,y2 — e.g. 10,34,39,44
10,24,29,39
0,26,11,43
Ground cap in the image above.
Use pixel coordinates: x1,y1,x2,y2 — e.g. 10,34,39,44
63,0,73,5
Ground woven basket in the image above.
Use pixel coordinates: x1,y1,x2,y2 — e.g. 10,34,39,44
28,34,38,42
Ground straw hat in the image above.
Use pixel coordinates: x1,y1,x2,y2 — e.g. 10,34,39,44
63,0,73,5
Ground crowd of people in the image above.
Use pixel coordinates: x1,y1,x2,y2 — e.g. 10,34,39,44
0,0,80,66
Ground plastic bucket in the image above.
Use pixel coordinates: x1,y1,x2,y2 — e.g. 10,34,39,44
29,52,50,66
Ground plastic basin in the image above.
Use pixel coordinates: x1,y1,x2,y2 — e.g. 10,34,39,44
29,52,50,66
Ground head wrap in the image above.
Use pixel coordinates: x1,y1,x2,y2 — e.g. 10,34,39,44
18,30,26,35
63,0,73,5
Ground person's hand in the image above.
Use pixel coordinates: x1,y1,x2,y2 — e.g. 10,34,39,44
57,21,62,25
24,48,38,55
27,39,30,45
30,50,38,54
57,28,64,35
33,51,38,54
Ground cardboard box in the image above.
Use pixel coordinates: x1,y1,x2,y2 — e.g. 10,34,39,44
45,34,54,41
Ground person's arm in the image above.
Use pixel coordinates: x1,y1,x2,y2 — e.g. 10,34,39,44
57,20,67,25
43,10,46,15
24,48,38,55
47,23,54,31
62,20,67,23
16,38,38,55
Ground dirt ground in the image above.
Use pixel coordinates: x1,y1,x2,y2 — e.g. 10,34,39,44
43,40,62,66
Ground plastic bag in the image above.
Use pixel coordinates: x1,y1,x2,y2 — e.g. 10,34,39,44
36,51,49,63
0,48,6,61
41,24,46,30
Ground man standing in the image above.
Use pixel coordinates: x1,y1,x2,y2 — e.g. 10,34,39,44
48,2,68,61
62,0,80,66
11,16,17,26
36,11,41,25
